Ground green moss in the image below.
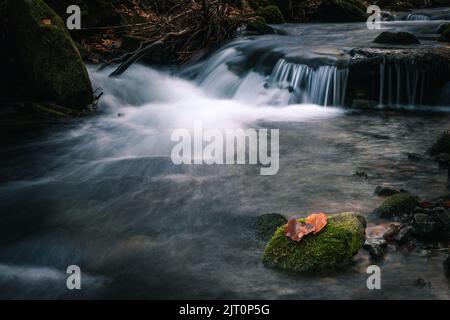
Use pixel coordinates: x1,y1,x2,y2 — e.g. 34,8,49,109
372,193,419,217
263,212,366,273
429,130,450,156
246,16,275,34
254,213,287,240
8,0,93,110
258,5,284,24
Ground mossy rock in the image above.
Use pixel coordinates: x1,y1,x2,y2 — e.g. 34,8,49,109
312,0,367,22
429,130,450,156
258,5,284,24
263,212,366,273
439,23,450,43
254,213,287,240
372,193,419,218
246,16,276,35
7,0,93,110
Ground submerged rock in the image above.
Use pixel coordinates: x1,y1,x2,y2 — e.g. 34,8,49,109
374,32,420,45
372,193,419,218
7,0,93,110
254,213,287,240
263,212,366,273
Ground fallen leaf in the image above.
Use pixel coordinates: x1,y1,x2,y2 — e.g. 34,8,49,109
41,19,52,25
419,200,433,208
444,201,450,209
284,218,315,242
284,213,328,242
305,213,328,234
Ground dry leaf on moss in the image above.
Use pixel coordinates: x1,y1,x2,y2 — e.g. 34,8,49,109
285,213,328,242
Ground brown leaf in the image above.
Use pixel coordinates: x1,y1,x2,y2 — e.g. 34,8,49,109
41,19,52,25
305,213,328,235
284,218,315,242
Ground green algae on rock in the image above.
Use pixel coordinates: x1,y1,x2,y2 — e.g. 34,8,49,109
7,0,93,110
372,193,419,218
263,212,366,273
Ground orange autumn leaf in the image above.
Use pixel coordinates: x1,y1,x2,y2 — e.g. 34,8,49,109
41,19,52,25
305,213,328,235
284,213,328,242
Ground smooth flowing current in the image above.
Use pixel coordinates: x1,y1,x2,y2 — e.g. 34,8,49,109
1,14,450,299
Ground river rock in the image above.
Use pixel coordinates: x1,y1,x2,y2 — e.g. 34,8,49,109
372,193,419,218
263,212,366,273
430,131,450,156
246,16,275,35
374,32,420,45
7,0,93,110
374,185,401,197
254,213,287,240
363,242,386,261
439,23,450,43
412,213,437,238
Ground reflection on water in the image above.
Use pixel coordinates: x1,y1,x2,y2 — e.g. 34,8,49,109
0,64,449,299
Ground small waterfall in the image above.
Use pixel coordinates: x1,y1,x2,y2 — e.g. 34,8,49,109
406,13,430,21
267,59,349,106
378,58,427,106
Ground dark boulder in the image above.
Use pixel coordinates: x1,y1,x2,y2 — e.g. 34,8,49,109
7,0,93,110
438,23,450,43
429,131,450,157
374,32,420,45
374,185,402,197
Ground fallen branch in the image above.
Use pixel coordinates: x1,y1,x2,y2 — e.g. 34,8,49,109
109,28,191,77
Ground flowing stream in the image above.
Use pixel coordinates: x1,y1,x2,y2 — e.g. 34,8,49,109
0,12,450,299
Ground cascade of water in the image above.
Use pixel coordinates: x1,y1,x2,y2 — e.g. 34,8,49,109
267,59,349,106
406,13,430,21
378,58,426,106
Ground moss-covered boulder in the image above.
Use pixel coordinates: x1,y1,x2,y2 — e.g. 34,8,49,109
263,212,366,273
258,5,284,24
312,0,367,22
7,0,93,110
372,193,419,218
246,16,276,35
254,213,287,240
